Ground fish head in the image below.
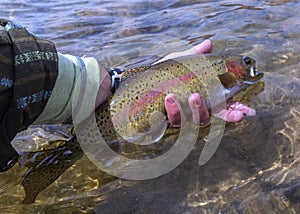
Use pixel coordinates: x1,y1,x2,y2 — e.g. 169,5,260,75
219,55,264,89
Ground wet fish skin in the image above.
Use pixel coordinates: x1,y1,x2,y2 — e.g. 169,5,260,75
99,54,263,142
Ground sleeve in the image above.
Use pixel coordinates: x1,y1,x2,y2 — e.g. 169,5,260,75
0,18,58,171
0,18,102,172
33,53,101,124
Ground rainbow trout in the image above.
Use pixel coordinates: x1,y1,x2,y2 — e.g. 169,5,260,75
20,54,264,203
96,54,264,144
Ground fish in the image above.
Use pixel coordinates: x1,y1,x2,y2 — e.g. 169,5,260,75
20,54,264,203
96,54,264,144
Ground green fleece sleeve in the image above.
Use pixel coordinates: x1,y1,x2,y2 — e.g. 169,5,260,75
33,53,100,124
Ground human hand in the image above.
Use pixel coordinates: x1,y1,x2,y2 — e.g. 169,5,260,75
163,39,257,126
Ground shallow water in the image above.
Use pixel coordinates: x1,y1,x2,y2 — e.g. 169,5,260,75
0,0,300,213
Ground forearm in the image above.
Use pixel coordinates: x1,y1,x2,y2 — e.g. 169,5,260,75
34,52,112,125
95,65,112,108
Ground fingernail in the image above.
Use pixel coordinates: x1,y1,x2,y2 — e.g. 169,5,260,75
192,95,202,106
193,99,202,106
166,97,175,104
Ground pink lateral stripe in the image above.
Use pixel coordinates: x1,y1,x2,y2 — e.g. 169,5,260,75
128,72,196,116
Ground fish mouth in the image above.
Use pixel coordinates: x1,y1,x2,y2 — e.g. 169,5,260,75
224,84,247,103
226,72,263,101
225,76,264,106
243,80,261,85
249,64,256,77
204,77,263,113
242,74,263,85
247,67,264,83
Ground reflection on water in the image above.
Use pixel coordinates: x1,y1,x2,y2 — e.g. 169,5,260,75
0,0,300,213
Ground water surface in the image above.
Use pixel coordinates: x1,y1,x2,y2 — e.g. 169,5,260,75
0,0,299,213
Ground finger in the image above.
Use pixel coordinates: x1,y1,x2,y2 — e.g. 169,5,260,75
227,102,256,116
214,102,257,122
213,109,244,122
165,94,186,126
188,93,210,125
154,39,213,64
183,39,213,55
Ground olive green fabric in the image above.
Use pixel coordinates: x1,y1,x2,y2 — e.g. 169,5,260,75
33,54,101,124
33,53,80,124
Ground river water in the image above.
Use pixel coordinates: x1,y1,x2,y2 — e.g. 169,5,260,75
0,0,300,213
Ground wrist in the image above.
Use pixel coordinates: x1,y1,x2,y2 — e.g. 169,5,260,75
96,65,112,108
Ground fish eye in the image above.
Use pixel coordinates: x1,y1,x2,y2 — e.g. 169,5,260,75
243,56,252,65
